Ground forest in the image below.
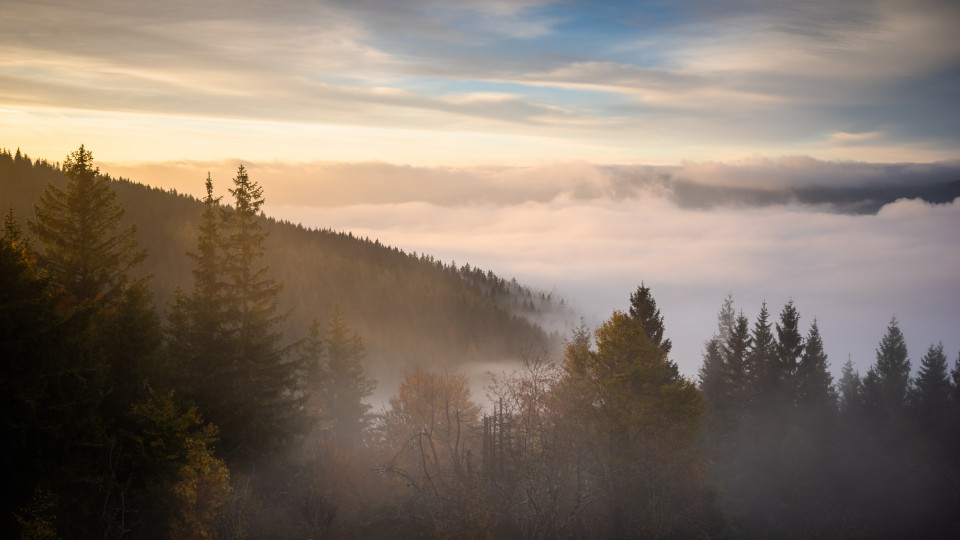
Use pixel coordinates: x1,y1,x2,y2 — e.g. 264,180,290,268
2,146,959,539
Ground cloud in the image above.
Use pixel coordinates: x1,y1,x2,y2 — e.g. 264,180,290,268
104,156,960,215
826,131,883,145
266,188,960,381
4,0,959,164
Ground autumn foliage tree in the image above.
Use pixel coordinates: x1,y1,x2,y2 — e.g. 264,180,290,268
381,368,486,537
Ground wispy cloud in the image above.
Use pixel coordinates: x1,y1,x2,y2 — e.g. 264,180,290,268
3,0,958,163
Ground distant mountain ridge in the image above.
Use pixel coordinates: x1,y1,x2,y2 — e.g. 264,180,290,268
0,148,572,386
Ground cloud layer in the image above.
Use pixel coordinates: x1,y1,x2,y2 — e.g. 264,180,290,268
102,157,960,380
107,157,960,213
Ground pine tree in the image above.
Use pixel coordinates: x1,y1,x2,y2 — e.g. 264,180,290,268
628,282,672,356
699,338,727,408
952,352,960,404
837,359,863,421
910,342,951,427
219,164,305,461
2,207,31,253
1,212,107,537
563,296,706,538
699,295,737,413
716,293,736,343
724,311,753,411
775,300,803,407
29,145,146,304
747,302,778,411
170,168,305,464
322,305,374,448
863,317,910,416
795,319,835,412
168,174,233,422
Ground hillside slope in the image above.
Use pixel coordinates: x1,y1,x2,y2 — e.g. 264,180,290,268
0,148,571,385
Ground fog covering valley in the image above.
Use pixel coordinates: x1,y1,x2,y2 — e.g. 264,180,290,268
2,146,959,538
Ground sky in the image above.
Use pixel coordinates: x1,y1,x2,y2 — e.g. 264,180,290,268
2,0,959,379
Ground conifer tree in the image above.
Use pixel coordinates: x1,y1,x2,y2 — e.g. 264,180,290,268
952,352,960,404
29,145,146,304
3,207,30,253
628,282,672,356
724,311,753,411
699,338,727,408
563,289,706,538
795,319,835,412
168,174,233,421
716,293,736,342
170,167,305,463
322,305,374,448
775,300,803,407
863,318,910,416
699,295,737,413
837,359,863,421
910,342,951,425
747,302,778,410
219,164,305,460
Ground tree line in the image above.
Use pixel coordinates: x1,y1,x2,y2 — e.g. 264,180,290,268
2,145,958,538
0,147,566,389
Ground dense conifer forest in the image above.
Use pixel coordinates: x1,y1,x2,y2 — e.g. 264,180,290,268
2,146,959,538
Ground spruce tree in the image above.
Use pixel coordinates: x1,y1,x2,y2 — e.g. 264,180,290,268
723,311,752,410
3,207,30,253
910,342,951,427
952,352,960,404
775,300,803,407
29,145,146,304
795,319,835,412
699,295,737,415
628,282,672,356
863,317,910,416
170,167,306,463
699,338,727,408
747,302,778,411
168,174,233,422
837,359,863,421
219,164,305,461
322,305,374,448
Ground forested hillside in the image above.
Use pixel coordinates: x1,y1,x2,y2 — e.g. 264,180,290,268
3,146,958,539
0,148,569,384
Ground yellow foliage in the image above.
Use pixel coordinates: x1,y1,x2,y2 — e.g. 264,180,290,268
169,435,234,540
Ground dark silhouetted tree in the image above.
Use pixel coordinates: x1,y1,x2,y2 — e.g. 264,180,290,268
219,164,305,461
775,300,803,409
910,342,951,433
747,302,778,411
952,352,960,404
167,174,234,436
700,295,737,419
628,282,672,356
796,319,835,413
29,145,146,304
863,318,910,417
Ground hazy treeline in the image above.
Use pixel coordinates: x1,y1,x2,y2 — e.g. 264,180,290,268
697,297,960,538
0,148,568,387
3,146,959,539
